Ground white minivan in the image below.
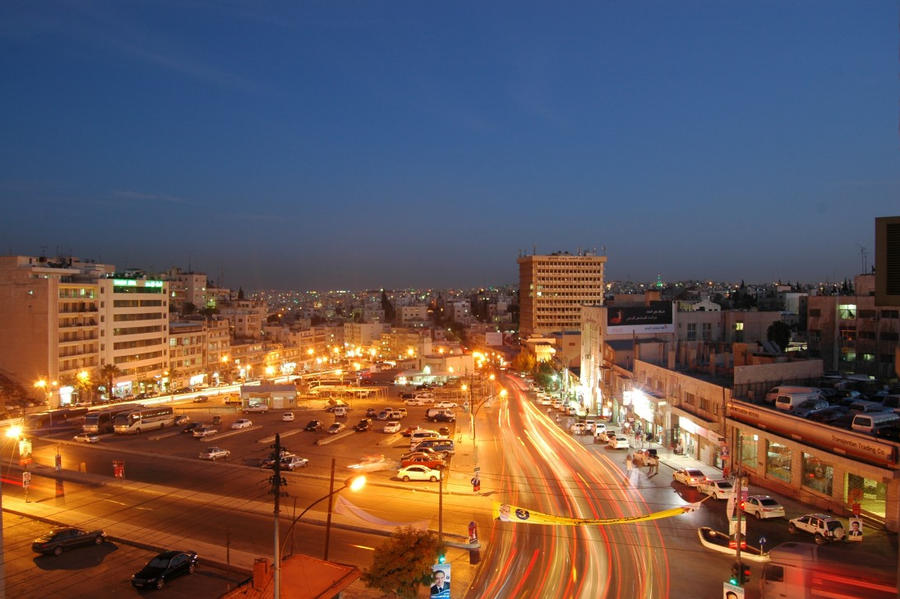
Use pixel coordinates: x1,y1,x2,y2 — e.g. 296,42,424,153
765,386,820,404
851,411,899,434
774,390,824,412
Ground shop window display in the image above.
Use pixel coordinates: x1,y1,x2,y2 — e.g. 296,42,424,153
739,431,757,470
845,473,886,518
766,441,791,483
801,452,833,496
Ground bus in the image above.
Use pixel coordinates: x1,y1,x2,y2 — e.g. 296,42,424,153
113,405,175,434
761,542,895,598
25,407,89,434
83,404,140,434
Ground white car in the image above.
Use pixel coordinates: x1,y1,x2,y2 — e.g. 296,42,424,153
280,456,309,471
608,435,630,449
199,447,231,460
383,421,401,434
697,478,734,499
327,422,346,434
434,401,457,409
73,433,100,443
281,412,295,422
231,419,253,430
397,465,442,482
404,398,427,406
743,495,786,520
571,422,587,435
193,426,218,439
789,514,846,543
672,468,708,487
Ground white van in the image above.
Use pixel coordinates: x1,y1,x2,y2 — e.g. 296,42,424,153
410,429,440,448
851,412,899,434
765,386,820,404
774,390,823,412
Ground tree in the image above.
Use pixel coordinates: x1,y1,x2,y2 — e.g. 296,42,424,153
182,302,197,315
98,364,122,400
512,350,536,373
767,321,792,352
381,290,396,323
362,527,444,599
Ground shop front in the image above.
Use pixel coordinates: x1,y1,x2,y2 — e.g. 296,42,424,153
624,389,666,446
671,408,724,467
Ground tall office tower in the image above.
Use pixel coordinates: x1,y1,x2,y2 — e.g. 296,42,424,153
875,216,900,307
518,251,606,337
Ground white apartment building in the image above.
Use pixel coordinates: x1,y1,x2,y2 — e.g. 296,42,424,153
97,276,169,396
219,299,266,339
518,251,606,337
166,268,208,312
399,305,429,325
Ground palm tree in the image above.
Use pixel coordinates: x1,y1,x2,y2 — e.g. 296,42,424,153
98,364,122,401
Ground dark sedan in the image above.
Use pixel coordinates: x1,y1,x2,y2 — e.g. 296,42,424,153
354,418,372,432
304,419,323,432
32,527,107,556
182,422,202,434
131,550,198,590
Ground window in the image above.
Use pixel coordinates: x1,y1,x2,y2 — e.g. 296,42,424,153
763,565,784,583
881,310,899,319
809,308,821,317
859,309,876,318
739,431,757,470
845,473,885,518
880,332,899,341
801,453,833,495
734,322,744,331
701,323,712,340
766,441,791,483
686,323,697,341
839,304,857,319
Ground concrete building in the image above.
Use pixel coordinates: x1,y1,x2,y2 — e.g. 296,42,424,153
97,275,169,397
168,321,207,388
518,251,605,337
807,273,899,378
165,268,208,313
343,322,385,347
219,299,266,340
0,255,113,406
399,305,429,326
875,215,900,307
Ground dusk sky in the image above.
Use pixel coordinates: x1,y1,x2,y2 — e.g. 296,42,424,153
1,2,897,290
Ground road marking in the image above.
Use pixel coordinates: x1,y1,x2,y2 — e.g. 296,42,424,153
135,506,154,511
103,499,127,506
149,430,181,441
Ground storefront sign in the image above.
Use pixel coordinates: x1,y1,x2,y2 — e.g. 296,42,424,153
729,400,898,467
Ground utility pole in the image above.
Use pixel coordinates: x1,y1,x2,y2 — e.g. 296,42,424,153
438,468,444,543
270,433,286,599
323,458,336,560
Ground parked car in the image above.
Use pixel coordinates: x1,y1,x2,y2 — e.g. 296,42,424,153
383,421,401,434
672,468,708,487
192,395,209,403
435,401,457,409
791,398,829,418
607,435,630,450
131,550,199,590
365,408,378,418
231,418,253,430
400,447,442,461
198,447,230,461
327,422,346,434
192,426,218,439
743,495,786,520
354,418,372,432
260,451,296,469
279,456,309,471
397,465,442,482
174,415,190,426
401,455,445,470
404,397,427,406
788,514,846,544
807,405,848,424
438,426,451,437
697,478,733,499
304,420,323,432
73,432,100,443
32,527,106,556
281,412,295,422
182,422,202,434
571,422,587,435
430,412,456,423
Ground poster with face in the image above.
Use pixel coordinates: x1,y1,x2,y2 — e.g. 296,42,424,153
848,517,863,541
430,563,451,598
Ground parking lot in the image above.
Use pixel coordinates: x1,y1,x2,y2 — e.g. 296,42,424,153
48,384,465,485
2,513,246,599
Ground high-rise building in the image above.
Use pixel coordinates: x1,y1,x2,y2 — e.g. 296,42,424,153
875,216,900,307
518,251,606,337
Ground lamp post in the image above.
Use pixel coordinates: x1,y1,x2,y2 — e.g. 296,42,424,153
278,458,365,563
1,425,25,598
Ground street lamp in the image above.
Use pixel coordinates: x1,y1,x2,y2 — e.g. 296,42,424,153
279,461,365,560
1,424,25,597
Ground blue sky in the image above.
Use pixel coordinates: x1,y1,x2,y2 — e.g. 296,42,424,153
1,2,897,289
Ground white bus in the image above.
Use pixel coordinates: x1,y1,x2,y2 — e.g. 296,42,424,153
83,404,141,434
113,405,175,434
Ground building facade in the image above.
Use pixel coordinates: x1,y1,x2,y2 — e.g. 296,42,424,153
518,251,605,337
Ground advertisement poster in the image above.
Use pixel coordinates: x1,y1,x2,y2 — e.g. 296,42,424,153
607,302,674,335
848,517,863,541
723,582,745,598
430,563,451,598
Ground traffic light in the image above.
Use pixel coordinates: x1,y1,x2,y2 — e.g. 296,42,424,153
438,552,446,564
729,562,740,586
740,563,751,585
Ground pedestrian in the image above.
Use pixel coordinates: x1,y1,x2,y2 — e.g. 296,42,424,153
625,453,633,478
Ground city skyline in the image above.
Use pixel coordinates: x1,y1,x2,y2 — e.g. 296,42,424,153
1,3,898,289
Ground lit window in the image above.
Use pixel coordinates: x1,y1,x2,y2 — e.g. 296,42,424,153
734,322,744,331
839,304,857,319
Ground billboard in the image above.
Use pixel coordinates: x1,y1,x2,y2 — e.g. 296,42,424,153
607,303,674,335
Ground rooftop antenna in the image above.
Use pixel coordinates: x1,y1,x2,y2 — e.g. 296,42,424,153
532,245,536,256
856,244,867,275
